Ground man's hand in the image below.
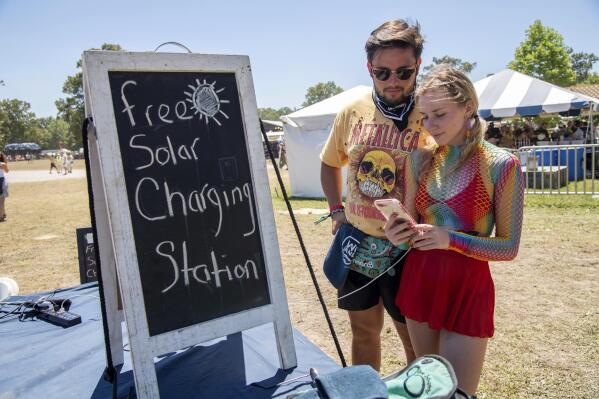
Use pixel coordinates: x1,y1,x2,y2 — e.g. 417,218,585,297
384,215,417,246
409,224,450,250
331,211,348,235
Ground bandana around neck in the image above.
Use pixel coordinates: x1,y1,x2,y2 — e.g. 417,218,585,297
372,89,415,132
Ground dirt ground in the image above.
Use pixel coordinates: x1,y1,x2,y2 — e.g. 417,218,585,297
1,163,598,398
275,206,599,398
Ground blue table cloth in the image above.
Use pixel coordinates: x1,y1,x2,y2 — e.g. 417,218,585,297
0,283,340,398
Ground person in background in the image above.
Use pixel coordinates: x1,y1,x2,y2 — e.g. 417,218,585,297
498,123,514,148
534,122,548,142
67,153,74,173
552,124,564,141
278,140,287,170
320,19,431,370
49,155,59,174
484,122,500,145
62,151,69,175
571,120,584,141
384,65,524,395
520,123,532,144
0,152,9,222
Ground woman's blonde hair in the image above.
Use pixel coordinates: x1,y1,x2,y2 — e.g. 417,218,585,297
415,65,485,182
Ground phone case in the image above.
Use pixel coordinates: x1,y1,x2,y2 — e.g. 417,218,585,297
373,199,415,224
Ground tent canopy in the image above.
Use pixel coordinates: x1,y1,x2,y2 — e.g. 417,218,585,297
474,69,599,119
261,119,283,131
281,86,371,198
283,86,372,131
4,142,41,152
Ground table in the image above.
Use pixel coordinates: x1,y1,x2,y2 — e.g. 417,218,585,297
0,283,340,398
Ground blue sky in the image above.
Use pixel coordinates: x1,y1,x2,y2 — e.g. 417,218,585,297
1,0,598,117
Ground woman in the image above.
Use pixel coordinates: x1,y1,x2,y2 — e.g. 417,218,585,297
0,152,9,222
384,65,524,395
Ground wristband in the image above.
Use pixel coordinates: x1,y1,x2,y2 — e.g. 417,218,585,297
330,208,345,216
329,203,344,212
314,207,345,225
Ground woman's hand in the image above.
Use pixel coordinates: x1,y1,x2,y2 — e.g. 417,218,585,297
410,224,450,250
331,211,348,235
384,215,417,246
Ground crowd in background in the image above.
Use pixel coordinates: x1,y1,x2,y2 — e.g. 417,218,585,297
49,150,74,175
485,118,598,148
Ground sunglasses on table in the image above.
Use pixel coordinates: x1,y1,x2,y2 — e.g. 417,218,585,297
371,66,417,81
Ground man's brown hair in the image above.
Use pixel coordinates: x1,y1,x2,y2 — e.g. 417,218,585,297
365,19,424,62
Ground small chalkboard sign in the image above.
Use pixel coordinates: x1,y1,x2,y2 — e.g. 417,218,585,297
83,51,296,397
76,227,98,283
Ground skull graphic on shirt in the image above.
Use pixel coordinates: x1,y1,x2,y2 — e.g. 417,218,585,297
356,150,396,198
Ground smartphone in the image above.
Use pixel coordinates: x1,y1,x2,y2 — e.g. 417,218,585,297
373,198,416,225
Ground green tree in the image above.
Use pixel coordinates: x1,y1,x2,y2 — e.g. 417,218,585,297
569,51,599,83
55,43,123,149
0,99,38,148
508,20,575,86
423,56,477,75
258,107,294,121
584,73,599,84
37,117,71,149
302,81,343,107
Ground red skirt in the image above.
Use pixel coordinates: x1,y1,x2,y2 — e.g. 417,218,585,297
396,249,495,338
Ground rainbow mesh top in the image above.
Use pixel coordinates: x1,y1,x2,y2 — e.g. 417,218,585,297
405,140,524,261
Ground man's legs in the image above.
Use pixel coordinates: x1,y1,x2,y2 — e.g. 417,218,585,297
347,301,384,370
392,320,415,364
380,261,415,365
340,267,414,370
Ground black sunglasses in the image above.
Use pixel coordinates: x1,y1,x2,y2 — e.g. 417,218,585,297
371,66,417,81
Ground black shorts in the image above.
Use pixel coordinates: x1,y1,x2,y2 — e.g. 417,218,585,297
338,253,407,323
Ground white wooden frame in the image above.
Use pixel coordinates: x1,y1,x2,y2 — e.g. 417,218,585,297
82,70,125,367
83,51,296,398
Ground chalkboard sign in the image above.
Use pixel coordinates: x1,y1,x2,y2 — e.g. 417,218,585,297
107,71,271,336
76,227,98,283
83,52,295,396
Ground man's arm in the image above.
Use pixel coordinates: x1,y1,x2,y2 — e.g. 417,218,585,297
320,162,347,234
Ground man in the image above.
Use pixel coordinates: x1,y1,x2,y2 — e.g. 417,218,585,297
320,19,430,370
485,122,501,145
278,139,287,170
572,120,584,141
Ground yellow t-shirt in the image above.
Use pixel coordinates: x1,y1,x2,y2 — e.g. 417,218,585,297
320,91,430,238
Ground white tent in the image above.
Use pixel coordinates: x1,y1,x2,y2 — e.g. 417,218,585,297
281,85,372,198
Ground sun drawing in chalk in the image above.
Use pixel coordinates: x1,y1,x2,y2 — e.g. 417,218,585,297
184,79,230,126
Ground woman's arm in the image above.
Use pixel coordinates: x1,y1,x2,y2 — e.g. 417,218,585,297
446,155,524,261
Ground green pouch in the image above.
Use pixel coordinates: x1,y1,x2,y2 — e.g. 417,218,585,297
384,355,472,399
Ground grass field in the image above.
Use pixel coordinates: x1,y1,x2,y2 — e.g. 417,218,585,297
1,159,598,397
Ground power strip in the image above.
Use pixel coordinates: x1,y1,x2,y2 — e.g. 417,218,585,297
37,308,81,328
